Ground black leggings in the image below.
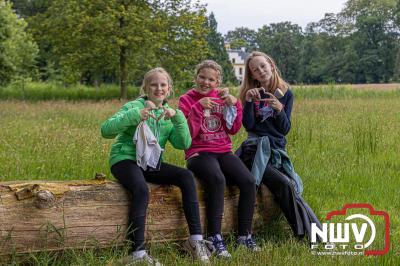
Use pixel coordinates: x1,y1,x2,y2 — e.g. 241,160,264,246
111,160,202,251
187,152,256,236
262,164,322,239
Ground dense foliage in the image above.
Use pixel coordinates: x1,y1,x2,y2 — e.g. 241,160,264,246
205,12,237,85
226,0,400,84
2,0,400,97
0,0,38,85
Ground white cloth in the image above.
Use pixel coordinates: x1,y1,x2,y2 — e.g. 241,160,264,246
223,105,237,130
133,121,163,171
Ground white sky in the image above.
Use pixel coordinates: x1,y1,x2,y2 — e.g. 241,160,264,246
199,0,348,34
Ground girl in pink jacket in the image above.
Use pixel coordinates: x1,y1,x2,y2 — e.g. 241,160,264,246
179,60,260,258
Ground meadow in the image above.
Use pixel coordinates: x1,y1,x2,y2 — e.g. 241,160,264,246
0,85,399,265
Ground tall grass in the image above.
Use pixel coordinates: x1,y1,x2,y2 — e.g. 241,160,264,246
1,81,400,101
0,91,399,265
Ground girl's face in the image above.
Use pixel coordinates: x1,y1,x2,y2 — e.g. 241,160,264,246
145,72,170,106
249,56,273,84
195,68,220,95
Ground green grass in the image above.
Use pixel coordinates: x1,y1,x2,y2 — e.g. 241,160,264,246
1,88,399,265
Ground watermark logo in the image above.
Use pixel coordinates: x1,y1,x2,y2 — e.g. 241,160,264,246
310,203,390,256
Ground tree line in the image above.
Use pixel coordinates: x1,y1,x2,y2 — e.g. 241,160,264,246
1,0,399,98
227,0,400,84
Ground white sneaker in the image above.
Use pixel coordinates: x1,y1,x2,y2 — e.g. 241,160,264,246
183,238,211,264
115,251,162,266
206,235,232,259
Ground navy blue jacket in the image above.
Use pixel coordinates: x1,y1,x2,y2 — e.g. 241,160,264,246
242,89,293,150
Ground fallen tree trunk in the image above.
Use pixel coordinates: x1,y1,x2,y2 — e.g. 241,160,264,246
0,176,279,255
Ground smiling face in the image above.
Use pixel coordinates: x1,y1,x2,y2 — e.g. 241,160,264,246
144,72,171,106
195,68,220,95
249,56,273,84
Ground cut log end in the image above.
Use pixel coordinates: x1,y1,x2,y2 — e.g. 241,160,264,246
34,190,55,209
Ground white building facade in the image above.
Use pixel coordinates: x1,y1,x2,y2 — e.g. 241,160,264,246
226,45,248,83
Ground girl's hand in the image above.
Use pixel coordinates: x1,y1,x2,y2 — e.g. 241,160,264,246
245,87,264,102
145,100,157,110
217,87,229,97
221,93,238,106
265,92,283,113
140,108,157,120
162,107,176,120
199,97,219,109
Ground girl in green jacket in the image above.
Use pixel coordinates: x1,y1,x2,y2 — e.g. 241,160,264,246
101,68,210,265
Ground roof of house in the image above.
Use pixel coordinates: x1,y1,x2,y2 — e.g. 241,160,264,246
227,49,248,62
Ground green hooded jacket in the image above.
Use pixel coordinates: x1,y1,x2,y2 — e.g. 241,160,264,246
101,97,191,167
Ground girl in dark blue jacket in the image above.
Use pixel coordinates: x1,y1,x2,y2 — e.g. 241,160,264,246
237,51,321,240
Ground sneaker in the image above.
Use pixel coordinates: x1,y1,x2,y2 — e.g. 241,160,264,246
236,236,262,252
183,238,211,264
114,251,163,266
206,235,232,259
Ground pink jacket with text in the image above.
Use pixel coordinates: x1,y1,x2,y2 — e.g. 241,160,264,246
178,88,243,160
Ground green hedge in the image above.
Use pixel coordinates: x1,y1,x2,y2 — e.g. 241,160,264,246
292,84,400,100
1,81,399,101
0,81,140,101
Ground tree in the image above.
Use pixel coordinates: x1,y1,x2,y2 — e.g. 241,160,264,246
340,0,398,83
152,1,209,87
256,22,303,83
300,23,325,84
33,0,209,99
301,14,355,84
225,27,258,51
11,0,59,82
0,1,14,86
390,0,400,81
205,12,236,84
10,0,52,18
396,0,400,27
0,0,38,86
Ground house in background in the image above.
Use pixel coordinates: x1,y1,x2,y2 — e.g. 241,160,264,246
225,43,248,83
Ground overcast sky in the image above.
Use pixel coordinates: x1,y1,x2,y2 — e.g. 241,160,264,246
199,0,348,34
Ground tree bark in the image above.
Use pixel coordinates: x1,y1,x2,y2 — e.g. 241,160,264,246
0,179,279,255
119,45,127,100
119,11,128,100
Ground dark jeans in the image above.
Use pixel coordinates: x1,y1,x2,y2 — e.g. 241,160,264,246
111,160,202,251
238,142,322,239
187,152,256,236
262,164,321,239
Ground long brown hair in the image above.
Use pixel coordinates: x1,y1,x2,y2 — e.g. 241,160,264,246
239,51,289,103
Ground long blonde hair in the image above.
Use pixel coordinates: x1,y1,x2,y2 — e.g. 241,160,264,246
140,67,173,97
239,51,288,103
